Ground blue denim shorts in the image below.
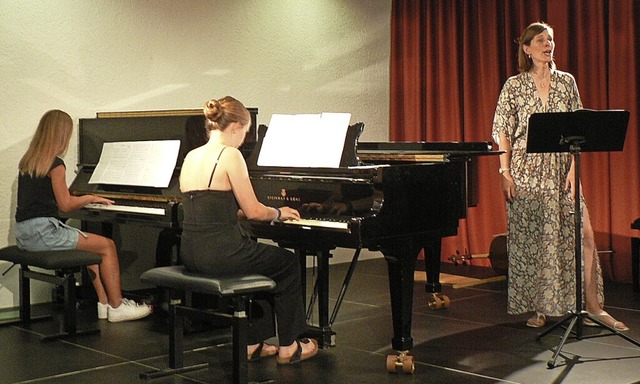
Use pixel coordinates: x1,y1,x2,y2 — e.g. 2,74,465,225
15,217,86,251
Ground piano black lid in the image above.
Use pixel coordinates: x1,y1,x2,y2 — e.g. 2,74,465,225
77,108,259,168
357,141,493,153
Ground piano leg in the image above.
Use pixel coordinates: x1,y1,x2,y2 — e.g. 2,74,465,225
381,237,421,374
423,237,450,310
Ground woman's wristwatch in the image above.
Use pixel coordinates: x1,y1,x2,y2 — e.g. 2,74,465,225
498,168,510,175
270,207,282,226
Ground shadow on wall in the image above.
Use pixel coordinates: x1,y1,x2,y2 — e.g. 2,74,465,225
0,180,18,309
0,145,21,309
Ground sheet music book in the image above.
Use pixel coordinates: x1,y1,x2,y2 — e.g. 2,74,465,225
88,140,180,188
257,112,351,168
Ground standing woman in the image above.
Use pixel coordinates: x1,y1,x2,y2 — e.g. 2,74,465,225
15,110,152,323
491,22,628,331
179,96,318,364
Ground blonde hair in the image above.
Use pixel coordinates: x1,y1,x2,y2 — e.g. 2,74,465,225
19,110,73,177
517,22,556,73
203,96,251,132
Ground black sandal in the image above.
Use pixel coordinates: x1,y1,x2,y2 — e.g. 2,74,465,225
247,342,278,362
276,338,318,365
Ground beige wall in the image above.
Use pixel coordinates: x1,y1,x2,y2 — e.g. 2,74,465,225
0,0,391,307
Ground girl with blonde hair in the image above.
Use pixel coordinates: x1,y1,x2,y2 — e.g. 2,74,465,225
15,109,152,322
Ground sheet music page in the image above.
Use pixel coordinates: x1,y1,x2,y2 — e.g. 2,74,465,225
88,140,180,187
257,112,351,168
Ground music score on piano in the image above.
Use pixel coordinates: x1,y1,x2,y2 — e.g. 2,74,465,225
83,203,166,216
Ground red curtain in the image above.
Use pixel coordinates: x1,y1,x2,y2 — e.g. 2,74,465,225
390,0,640,282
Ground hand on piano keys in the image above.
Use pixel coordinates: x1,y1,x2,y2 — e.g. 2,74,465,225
280,217,350,231
272,203,352,232
90,195,115,206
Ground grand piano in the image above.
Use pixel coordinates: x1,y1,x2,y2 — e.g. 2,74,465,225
244,122,495,371
65,111,495,372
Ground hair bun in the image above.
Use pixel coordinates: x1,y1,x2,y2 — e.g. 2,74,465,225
204,99,223,122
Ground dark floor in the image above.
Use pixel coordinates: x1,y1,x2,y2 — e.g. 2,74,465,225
2,258,640,384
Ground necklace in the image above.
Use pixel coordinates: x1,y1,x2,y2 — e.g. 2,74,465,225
532,71,550,88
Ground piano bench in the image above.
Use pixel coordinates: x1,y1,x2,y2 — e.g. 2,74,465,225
0,245,102,341
139,265,276,384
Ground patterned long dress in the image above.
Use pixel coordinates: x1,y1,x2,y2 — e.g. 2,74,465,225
491,70,604,317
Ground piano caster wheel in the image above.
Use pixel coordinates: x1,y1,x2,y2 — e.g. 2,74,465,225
427,294,450,310
386,352,415,374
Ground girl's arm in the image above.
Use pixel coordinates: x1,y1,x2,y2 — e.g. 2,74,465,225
50,165,113,212
225,149,299,222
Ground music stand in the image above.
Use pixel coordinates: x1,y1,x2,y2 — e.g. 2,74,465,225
526,109,640,368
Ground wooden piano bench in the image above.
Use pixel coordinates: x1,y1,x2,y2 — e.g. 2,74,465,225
139,265,276,384
0,245,102,341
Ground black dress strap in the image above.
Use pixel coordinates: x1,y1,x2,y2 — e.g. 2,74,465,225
207,147,228,189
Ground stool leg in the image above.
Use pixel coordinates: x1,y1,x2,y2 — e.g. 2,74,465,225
169,303,183,368
140,301,209,380
232,296,249,384
63,272,77,335
19,266,31,323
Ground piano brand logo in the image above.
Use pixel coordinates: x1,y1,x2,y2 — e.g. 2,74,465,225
265,188,301,202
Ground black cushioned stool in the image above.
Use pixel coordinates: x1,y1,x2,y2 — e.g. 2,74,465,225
0,245,102,341
139,265,276,384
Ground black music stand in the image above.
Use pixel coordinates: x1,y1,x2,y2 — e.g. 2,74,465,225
526,109,640,368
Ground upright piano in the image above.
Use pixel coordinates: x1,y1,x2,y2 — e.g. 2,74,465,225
64,109,258,269
66,109,259,224
244,123,495,360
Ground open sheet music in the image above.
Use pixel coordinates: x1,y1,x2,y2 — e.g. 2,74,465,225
257,112,351,168
88,140,180,188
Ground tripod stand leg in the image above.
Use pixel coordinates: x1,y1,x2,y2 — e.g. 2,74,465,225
547,315,578,368
536,313,574,341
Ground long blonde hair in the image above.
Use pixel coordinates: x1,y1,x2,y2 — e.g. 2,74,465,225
19,110,73,177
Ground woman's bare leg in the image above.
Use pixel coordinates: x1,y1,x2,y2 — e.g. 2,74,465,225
582,206,627,329
582,206,600,313
76,233,123,307
85,264,108,304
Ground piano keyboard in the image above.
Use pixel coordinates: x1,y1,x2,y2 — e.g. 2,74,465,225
282,218,349,231
83,203,166,216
